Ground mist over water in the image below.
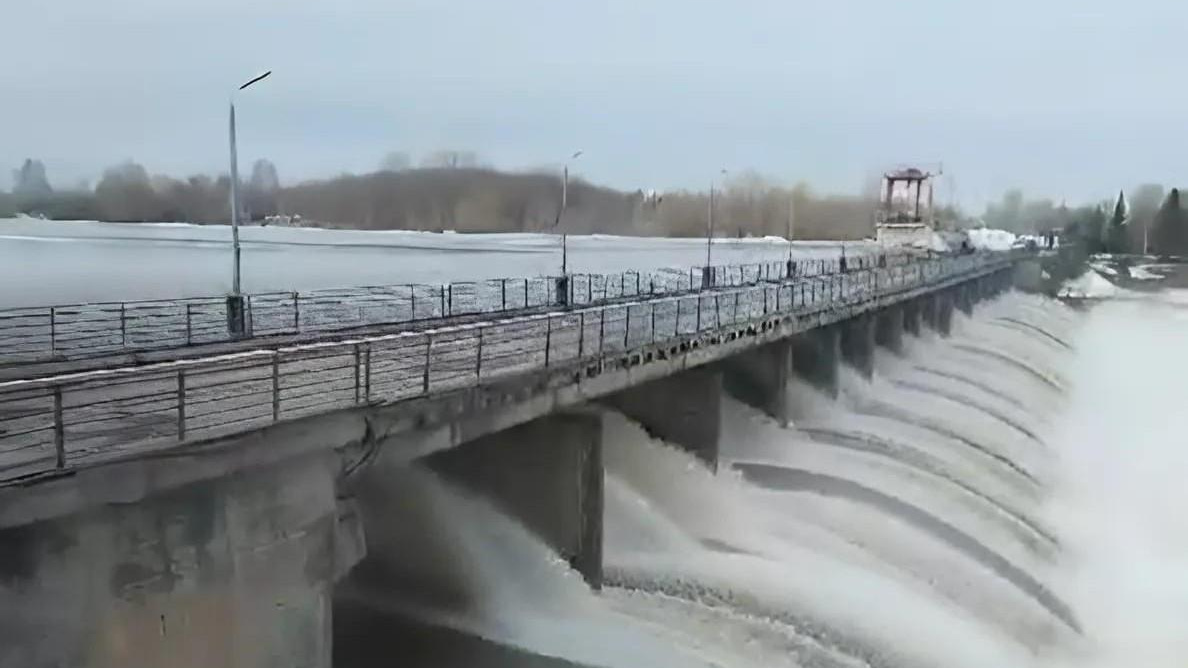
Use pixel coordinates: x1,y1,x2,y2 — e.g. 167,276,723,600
1041,296,1188,667
340,289,1188,667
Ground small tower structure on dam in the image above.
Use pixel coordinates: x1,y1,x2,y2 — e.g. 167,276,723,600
876,166,937,247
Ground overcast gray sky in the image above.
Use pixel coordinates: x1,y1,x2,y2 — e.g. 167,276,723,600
6,0,1187,209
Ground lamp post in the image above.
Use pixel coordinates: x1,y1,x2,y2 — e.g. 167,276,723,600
554,150,582,307
226,70,271,337
704,168,727,287
558,150,583,275
786,192,796,277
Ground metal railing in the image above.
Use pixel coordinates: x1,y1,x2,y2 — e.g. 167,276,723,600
0,251,1014,482
0,251,906,366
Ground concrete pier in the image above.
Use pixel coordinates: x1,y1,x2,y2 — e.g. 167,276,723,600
840,314,877,378
956,284,975,316
603,368,722,468
935,292,954,335
0,453,359,668
720,341,794,426
423,412,604,587
790,326,841,398
903,299,922,337
875,306,906,355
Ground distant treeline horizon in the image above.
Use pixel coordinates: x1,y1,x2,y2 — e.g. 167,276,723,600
4,155,1187,252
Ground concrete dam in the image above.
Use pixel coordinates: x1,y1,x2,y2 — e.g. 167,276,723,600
0,250,1099,667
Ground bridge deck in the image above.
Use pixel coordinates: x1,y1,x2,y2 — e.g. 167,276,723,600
0,252,1015,484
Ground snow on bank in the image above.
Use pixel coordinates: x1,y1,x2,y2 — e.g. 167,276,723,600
1089,262,1118,276
1129,265,1165,281
967,228,1017,251
1059,270,1118,299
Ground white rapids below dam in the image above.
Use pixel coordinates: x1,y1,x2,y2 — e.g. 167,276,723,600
332,287,1188,668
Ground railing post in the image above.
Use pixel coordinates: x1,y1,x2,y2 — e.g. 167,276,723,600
696,295,702,331
226,295,247,339
364,344,372,402
447,283,453,316
293,291,300,332
49,306,56,355
185,303,193,345
410,285,417,320
422,334,432,393
545,316,553,366
598,308,606,354
501,278,508,311
440,285,446,318
555,276,570,308
271,353,280,421
176,370,186,441
624,306,631,349
354,344,362,404
650,302,656,342
53,386,65,468
476,327,484,380
578,312,586,357
120,302,127,347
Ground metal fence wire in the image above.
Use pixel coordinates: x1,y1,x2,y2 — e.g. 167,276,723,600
0,251,1015,482
0,252,910,366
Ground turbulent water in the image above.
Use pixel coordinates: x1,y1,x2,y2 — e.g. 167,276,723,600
337,288,1188,667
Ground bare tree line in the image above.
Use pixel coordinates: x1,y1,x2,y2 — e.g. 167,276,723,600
267,167,880,239
2,156,879,239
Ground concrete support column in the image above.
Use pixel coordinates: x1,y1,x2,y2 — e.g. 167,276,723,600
902,300,922,337
875,305,905,355
790,325,841,398
839,314,877,378
0,453,359,668
720,340,793,426
425,411,604,588
933,293,954,336
1013,257,1044,293
920,296,937,332
604,368,721,469
956,284,974,316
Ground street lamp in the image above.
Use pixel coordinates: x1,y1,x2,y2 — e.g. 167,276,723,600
786,191,796,276
226,70,271,336
553,150,582,308
704,168,727,286
557,150,583,275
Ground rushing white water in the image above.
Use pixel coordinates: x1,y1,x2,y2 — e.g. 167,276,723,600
341,288,1188,667
1039,294,1188,667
